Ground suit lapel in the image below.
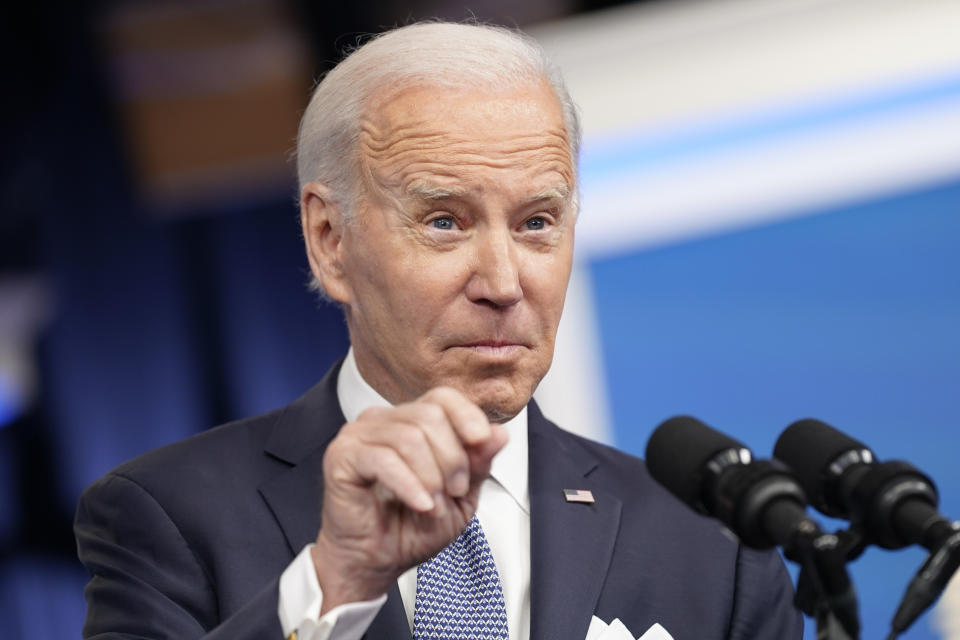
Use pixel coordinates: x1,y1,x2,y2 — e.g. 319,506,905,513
528,402,622,640
258,363,344,555
258,445,328,555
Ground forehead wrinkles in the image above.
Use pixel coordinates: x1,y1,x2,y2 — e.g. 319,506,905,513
360,123,573,187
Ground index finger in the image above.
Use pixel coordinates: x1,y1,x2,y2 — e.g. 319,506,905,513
417,386,491,446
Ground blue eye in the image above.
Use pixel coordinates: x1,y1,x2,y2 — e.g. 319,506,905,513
431,217,455,230
525,217,546,230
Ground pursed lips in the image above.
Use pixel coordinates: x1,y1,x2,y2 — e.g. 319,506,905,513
452,341,530,356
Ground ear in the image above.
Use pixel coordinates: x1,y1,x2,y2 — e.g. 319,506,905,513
300,181,352,304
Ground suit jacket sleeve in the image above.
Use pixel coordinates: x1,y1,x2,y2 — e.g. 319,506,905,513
75,472,284,639
728,545,802,639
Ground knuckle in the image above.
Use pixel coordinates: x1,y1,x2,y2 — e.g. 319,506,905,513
415,403,446,426
323,433,349,460
370,446,399,470
357,406,388,422
436,385,462,400
422,385,458,403
394,423,428,455
446,448,469,472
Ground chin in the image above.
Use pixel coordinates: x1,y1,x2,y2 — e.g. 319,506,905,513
467,376,538,424
479,403,520,424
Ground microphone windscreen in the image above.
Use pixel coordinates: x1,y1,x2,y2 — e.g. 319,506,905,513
773,418,871,506
646,415,746,509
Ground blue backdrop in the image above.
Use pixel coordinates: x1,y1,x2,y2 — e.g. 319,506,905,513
591,178,960,639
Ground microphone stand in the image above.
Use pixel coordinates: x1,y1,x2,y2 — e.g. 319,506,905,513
789,519,960,640
786,526,865,640
888,523,960,639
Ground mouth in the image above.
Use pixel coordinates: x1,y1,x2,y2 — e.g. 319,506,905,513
454,341,528,357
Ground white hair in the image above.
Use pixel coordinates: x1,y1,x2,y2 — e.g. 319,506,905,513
296,21,581,219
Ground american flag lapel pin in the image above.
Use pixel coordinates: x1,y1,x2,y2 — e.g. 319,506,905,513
563,488,595,504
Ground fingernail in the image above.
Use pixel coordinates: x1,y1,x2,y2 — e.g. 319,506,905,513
414,491,435,512
465,421,490,443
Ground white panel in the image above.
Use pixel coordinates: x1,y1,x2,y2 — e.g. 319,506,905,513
531,0,960,137
534,263,613,444
934,572,960,639
577,96,960,257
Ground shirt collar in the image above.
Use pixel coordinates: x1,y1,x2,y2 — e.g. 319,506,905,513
336,347,529,513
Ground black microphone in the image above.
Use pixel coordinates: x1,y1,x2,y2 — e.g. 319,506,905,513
774,418,960,637
647,416,817,551
647,416,861,638
774,418,955,552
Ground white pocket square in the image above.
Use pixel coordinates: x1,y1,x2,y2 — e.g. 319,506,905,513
637,623,673,640
585,615,674,640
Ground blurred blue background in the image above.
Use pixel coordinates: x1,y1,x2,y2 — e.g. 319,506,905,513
592,180,960,640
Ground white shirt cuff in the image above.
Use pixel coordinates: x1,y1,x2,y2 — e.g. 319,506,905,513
278,543,388,640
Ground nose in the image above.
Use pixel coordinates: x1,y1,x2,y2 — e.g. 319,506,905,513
466,227,522,308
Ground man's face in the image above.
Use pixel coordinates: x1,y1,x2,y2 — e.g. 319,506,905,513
332,81,575,421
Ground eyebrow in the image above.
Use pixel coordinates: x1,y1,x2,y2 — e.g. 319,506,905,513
526,184,571,204
405,181,572,204
405,182,467,200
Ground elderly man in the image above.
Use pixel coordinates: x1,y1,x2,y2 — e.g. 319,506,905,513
76,22,801,640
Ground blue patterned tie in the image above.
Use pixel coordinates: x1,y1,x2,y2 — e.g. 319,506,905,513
413,515,510,640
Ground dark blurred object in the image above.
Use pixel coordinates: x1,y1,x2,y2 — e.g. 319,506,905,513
1,404,74,557
0,1,89,154
291,0,578,70
93,0,601,216
98,0,312,216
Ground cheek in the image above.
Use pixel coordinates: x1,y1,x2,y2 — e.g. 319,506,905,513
406,249,475,294
522,255,571,317
356,250,469,328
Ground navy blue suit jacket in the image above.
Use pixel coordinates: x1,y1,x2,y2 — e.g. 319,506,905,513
76,361,802,639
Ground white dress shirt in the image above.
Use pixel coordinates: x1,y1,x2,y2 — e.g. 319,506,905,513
278,348,531,640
